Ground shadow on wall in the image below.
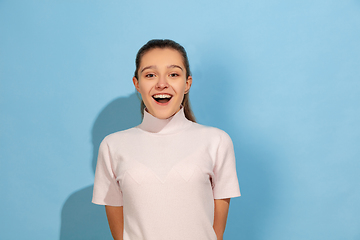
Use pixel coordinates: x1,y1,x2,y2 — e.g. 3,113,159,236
59,92,141,240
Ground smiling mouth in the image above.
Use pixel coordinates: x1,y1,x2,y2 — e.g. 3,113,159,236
152,94,172,103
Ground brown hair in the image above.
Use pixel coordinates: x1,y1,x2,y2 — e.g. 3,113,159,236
134,39,196,122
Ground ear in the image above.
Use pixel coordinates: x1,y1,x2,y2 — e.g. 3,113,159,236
185,76,192,94
133,77,140,92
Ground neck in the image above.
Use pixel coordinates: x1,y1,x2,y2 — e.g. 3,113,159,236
138,107,191,134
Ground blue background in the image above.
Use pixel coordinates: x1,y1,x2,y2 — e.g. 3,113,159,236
1,0,360,239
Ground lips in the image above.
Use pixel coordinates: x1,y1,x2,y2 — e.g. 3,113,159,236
152,93,172,104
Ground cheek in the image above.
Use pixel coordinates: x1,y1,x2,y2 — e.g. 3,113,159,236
174,81,187,93
138,82,152,94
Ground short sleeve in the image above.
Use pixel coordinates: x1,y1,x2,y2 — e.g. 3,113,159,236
212,131,241,199
92,138,123,206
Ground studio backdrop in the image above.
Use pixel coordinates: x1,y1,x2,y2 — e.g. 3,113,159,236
1,1,359,239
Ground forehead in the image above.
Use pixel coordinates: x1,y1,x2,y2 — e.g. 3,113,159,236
140,48,184,67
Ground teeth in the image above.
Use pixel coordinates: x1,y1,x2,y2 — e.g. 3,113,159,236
153,94,172,99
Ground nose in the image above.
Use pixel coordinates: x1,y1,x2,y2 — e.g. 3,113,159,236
155,75,169,90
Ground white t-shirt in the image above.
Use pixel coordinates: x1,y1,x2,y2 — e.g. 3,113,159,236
92,108,240,240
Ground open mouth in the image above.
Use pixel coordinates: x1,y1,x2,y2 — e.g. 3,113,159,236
152,94,172,103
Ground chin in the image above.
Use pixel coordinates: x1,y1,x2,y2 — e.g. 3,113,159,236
150,108,179,119
154,112,176,119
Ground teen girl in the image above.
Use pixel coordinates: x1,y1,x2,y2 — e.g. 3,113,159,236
92,39,240,240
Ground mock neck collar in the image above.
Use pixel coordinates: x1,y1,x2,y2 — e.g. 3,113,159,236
138,107,191,134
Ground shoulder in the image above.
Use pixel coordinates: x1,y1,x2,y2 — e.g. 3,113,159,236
101,127,140,146
189,122,233,144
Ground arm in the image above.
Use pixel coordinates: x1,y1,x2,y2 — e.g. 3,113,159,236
213,198,230,240
105,205,124,240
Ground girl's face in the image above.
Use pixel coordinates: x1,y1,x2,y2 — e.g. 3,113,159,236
133,48,192,119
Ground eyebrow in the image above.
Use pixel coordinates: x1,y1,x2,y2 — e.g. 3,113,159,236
140,65,184,73
168,65,184,71
141,65,156,73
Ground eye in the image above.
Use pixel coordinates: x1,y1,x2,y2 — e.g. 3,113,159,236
169,73,179,77
145,73,156,78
